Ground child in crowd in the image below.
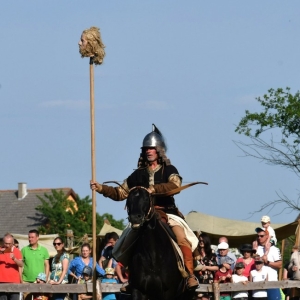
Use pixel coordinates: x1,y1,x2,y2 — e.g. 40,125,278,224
231,262,248,299
33,273,49,300
214,256,233,300
260,216,277,245
101,267,118,300
250,256,268,299
78,266,93,300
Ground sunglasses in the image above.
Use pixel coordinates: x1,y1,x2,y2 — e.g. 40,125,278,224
255,261,263,264
53,242,62,246
257,235,266,238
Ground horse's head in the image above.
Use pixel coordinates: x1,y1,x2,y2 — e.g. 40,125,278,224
126,187,154,229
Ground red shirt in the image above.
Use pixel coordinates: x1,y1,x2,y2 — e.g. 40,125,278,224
214,268,232,296
0,246,23,283
236,257,255,278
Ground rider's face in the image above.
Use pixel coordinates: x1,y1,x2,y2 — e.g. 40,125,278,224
145,147,158,162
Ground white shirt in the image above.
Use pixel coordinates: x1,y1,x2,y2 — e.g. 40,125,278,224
266,225,277,244
251,266,268,298
256,245,281,281
231,274,248,298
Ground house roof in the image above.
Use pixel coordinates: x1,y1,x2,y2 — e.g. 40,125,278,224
0,186,77,237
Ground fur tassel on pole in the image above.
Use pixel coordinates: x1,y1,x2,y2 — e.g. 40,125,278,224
78,26,105,300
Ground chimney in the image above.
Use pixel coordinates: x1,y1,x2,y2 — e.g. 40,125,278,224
18,182,28,200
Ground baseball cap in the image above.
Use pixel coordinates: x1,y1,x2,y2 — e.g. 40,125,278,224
235,262,245,269
255,227,266,233
218,242,229,249
82,266,93,277
261,216,270,223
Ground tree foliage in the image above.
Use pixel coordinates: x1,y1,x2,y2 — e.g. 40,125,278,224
35,190,125,237
236,87,300,144
235,87,300,214
235,87,300,176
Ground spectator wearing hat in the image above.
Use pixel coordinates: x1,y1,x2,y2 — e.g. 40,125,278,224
250,256,268,299
217,237,236,270
33,273,49,300
231,262,248,299
236,244,256,279
101,268,118,300
255,228,282,300
216,241,236,271
260,216,276,245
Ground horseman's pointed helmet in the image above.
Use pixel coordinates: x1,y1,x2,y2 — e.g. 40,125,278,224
138,124,170,167
142,124,166,151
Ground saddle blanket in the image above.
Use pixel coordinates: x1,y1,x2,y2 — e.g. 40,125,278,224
167,214,198,251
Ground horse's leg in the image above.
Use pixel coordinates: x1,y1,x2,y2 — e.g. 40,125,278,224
132,289,148,300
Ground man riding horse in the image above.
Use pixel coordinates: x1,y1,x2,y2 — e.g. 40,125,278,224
90,124,199,292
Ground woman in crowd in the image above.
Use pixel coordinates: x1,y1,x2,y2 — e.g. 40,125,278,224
49,237,70,300
69,243,105,281
194,232,218,300
69,243,105,300
236,244,256,279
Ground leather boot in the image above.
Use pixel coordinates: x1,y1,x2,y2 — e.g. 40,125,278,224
180,245,199,290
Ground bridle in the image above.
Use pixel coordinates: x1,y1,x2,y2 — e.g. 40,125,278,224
127,186,156,229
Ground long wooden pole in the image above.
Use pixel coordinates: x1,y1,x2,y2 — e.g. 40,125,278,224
89,57,97,299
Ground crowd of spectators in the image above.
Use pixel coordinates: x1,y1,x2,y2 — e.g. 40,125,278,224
1,215,300,300
193,215,284,300
0,230,128,300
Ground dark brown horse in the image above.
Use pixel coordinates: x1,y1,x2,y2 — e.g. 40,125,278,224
125,187,194,300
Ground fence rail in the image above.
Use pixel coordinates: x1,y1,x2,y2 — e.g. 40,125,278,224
0,280,298,299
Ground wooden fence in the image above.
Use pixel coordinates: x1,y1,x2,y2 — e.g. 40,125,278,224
0,280,299,299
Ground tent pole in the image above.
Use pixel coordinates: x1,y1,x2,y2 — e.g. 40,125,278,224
279,239,285,280
295,219,300,246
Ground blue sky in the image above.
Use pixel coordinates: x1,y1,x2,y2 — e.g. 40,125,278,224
1,1,300,226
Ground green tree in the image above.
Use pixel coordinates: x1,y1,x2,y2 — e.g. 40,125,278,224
235,87,300,213
35,190,125,237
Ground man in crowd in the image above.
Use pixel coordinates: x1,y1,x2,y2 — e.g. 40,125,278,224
255,227,282,300
0,233,23,300
21,229,50,300
99,232,119,269
217,236,236,270
216,241,235,271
